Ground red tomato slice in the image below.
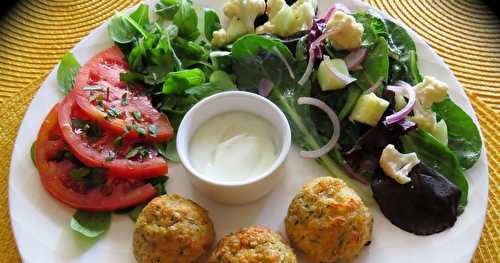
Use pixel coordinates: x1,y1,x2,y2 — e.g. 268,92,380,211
58,95,168,178
35,104,158,211
72,46,174,142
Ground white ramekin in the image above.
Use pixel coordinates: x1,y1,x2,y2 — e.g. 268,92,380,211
176,91,291,205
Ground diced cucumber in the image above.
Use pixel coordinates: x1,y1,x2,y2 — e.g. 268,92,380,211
349,92,390,127
317,58,351,91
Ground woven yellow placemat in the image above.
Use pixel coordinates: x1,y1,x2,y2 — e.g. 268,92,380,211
0,0,498,262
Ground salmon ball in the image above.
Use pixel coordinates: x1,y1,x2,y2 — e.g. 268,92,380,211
209,226,297,263
285,177,373,263
133,194,215,263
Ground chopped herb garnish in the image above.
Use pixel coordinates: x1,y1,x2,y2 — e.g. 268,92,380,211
105,151,116,162
126,146,144,159
106,105,121,119
148,124,157,136
113,136,123,147
106,87,110,101
71,119,102,138
71,118,89,130
132,123,146,137
124,124,132,133
132,111,142,121
121,92,129,106
96,99,105,112
139,147,150,159
70,167,92,180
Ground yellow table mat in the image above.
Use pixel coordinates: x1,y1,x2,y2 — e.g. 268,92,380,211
0,0,498,262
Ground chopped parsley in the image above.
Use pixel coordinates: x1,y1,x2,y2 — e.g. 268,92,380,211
125,146,144,159
121,92,128,106
113,136,123,147
71,119,102,138
106,105,121,119
105,151,116,162
132,123,146,137
148,124,157,136
132,111,142,121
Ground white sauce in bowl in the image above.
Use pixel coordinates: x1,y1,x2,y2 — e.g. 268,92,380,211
189,111,280,183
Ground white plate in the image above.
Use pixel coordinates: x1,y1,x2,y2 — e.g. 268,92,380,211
9,0,488,262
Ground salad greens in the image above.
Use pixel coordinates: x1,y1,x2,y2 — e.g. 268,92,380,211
57,53,80,95
70,210,111,238
203,8,221,41
401,129,469,212
433,98,482,169
231,35,370,199
101,1,483,233
384,19,422,85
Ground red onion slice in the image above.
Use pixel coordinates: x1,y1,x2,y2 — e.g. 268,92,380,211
297,97,341,159
258,79,274,97
298,28,340,86
272,46,295,79
385,81,416,125
298,49,316,86
345,48,368,71
323,55,357,85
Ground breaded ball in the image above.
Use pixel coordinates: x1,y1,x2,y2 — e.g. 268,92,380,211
285,177,373,263
133,194,215,263
209,226,297,263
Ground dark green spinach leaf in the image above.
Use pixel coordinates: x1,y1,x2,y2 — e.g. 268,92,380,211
433,97,482,169
384,19,422,85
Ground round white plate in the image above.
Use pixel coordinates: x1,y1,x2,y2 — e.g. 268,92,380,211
9,0,488,262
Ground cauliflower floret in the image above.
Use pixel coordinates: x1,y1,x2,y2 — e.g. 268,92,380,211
379,144,420,184
212,0,266,47
326,10,363,50
415,76,448,108
256,0,316,37
410,76,449,131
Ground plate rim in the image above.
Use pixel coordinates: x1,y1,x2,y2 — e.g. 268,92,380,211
8,0,489,262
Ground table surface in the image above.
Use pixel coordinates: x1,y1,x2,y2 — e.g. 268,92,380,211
0,0,498,262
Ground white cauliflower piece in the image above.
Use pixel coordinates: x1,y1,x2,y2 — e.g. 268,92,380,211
379,144,420,184
415,76,449,108
256,0,316,37
326,10,363,50
212,0,266,47
410,76,449,131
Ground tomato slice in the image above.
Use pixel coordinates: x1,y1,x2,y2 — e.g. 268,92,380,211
58,95,168,178
35,104,158,211
72,46,174,142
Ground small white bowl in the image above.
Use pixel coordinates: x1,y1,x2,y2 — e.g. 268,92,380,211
176,91,291,205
